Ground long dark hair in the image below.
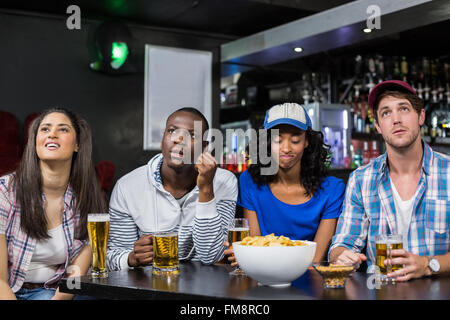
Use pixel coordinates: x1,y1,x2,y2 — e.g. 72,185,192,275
11,108,106,240
247,127,330,197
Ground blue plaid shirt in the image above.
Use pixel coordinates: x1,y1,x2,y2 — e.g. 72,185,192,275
330,141,450,268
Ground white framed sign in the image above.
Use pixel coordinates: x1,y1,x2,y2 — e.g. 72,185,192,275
144,44,212,150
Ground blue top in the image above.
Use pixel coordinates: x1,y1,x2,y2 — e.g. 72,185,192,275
237,170,346,241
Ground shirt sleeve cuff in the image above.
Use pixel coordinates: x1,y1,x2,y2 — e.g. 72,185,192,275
195,197,218,219
119,250,134,270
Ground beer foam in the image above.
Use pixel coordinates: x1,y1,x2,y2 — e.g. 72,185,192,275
153,232,177,237
229,227,249,232
88,214,110,222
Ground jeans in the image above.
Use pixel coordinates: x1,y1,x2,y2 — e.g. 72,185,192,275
15,287,56,300
15,286,96,300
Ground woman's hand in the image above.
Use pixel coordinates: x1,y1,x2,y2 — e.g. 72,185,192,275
51,288,74,300
223,241,238,267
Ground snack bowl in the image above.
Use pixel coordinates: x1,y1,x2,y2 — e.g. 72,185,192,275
312,261,357,289
233,240,316,287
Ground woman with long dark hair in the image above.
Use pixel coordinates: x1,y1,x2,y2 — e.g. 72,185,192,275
0,108,106,300
225,103,345,264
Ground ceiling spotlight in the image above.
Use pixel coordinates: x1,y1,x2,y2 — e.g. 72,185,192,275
363,28,372,33
294,47,303,53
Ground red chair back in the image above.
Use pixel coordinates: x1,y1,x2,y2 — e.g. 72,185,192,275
0,111,21,176
95,160,115,193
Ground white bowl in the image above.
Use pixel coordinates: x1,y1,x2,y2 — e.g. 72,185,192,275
233,240,316,287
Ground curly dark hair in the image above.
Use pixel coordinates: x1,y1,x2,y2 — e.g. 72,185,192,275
247,127,331,197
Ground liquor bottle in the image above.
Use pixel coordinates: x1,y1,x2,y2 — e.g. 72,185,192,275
438,83,445,103
357,110,364,133
350,97,356,133
431,87,438,104
424,82,431,102
384,56,393,80
368,57,376,75
226,151,235,173
355,149,363,168
375,54,385,81
417,82,424,100
366,73,376,93
421,123,429,137
431,59,438,80
367,106,375,133
430,112,438,138
423,57,430,76
241,149,248,172
444,63,450,82
221,147,228,169
400,56,408,81
446,83,450,105
370,140,380,160
393,56,401,80
410,58,418,83
363,141,371,165
349,145,356,169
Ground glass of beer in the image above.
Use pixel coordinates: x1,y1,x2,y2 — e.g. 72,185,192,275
228,218,250,276
375,234,403,283
88,213,110,278
152,231,179,275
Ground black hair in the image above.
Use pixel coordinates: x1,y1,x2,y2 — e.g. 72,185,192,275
169,107,209,132
247,127,331,197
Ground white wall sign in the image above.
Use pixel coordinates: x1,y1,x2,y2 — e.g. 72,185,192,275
144,44,212,150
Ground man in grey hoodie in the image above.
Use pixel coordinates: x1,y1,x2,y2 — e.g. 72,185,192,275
107,108,238,270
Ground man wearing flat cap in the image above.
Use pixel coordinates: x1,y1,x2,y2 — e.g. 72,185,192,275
329,80,450,281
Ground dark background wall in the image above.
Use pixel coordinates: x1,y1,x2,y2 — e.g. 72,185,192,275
0,11,225,183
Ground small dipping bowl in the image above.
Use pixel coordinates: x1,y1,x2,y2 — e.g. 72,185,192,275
312,261,356,289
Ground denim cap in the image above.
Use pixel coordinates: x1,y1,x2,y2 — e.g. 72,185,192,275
264,102,312,130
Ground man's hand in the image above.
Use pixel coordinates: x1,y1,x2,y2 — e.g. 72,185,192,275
195,152,217,202
334,248,367,266
128,235,153,268
386,249,429,282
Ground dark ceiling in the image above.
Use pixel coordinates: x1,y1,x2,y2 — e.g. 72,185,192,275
1,0,449,77
0,0,355,38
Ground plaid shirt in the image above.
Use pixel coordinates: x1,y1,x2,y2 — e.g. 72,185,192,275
330,142,450,268
0,174,87,293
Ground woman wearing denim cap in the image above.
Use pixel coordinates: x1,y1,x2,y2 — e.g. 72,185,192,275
224,102,345,266
0,108,106,300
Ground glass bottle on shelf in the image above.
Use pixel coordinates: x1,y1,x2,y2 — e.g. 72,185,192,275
393,57,401,80
363,141,371,165
400,56,408,81
221,147,228,169
371,140,380,160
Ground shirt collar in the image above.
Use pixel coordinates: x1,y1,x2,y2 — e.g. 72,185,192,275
377,139,432,179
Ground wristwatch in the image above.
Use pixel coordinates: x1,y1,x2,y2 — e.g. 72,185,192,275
427,257,440,274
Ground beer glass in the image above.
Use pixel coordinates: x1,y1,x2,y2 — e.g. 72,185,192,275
152,231,179,274
228,218,250,276
375,234,403,283
88,213,110,278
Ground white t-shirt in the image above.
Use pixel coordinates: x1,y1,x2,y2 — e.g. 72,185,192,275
390,180,418,249
24,224,67,283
